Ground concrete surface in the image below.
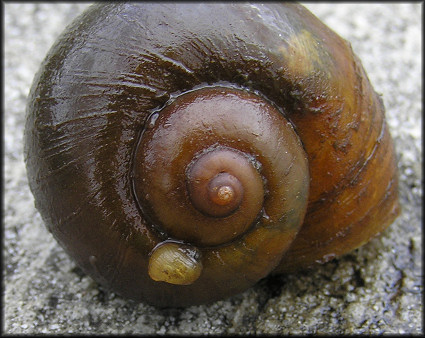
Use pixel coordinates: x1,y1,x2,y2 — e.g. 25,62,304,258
3,2,422,334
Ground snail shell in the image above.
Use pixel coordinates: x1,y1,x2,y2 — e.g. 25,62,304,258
24,3,400,307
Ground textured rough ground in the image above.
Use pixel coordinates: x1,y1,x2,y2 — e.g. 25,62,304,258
3,3,422,335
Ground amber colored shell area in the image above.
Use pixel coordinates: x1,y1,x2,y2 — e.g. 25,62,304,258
271,10,400,273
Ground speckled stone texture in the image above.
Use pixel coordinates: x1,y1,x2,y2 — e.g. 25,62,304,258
3,2,422,335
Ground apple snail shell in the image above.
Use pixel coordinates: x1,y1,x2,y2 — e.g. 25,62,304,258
24,3,400,307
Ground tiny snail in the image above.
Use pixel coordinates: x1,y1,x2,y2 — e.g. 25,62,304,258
24,3,400,307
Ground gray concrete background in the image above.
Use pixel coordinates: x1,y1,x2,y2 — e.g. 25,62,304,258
3,2,422,335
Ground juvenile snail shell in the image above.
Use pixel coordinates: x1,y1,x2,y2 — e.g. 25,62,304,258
24,3,400,307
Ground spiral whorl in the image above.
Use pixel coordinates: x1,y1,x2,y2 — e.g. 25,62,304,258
132,86,308,247
186,147,263,219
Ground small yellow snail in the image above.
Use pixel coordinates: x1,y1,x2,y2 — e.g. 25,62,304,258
24,3,400,307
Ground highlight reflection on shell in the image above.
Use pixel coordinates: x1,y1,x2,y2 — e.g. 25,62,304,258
24,2,400,307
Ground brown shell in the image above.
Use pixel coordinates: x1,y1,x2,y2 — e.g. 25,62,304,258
24,3,399,307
